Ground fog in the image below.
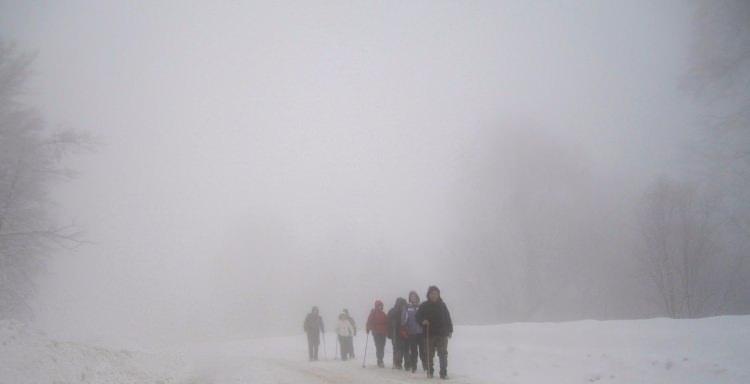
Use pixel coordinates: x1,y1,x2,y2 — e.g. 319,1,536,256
1,1,747,349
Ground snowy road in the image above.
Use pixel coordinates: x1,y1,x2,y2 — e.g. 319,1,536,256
175,317,750,384
177,334,486,384
185,357,481,384
4,317,749,383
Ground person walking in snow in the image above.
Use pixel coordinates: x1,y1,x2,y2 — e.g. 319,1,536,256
387,297,409,369
402,290,426,373
336,313,355,361
304,306,325,361
342,308,357,359
366,300,388,367
416,286,453,379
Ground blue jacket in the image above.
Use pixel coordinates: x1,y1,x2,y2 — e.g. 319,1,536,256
402,303,423,335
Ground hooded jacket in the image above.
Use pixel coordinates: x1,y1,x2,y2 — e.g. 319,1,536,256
387,297,408,340
416,287,453,337
336,317,355,337
366,300,388,336
402,291,423,336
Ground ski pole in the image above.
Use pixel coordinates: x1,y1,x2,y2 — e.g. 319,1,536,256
334,333,339,360
362,332,370,368
322,331,328,360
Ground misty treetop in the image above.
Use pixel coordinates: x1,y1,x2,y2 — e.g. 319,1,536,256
0,41,91,320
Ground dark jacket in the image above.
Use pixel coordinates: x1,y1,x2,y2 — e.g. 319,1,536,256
387,297,408,340
416,299,453,337
304,313,325,335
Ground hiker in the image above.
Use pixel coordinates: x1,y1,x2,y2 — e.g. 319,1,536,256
303,306,325,361
343,308,357,359
387,297,408,369
416,286,453,379
336,313,355,361
402,290,426,373
366,300,388,367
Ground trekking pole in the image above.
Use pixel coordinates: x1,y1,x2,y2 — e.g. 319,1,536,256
322,331,328,360
334,334,339,360
362,332,370,368
425,324,431,378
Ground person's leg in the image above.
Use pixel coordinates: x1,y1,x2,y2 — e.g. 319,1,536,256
403,337,411,370
313,337,320,360
426,334,436,376
347,336,355,358
411,335,418,370
307,333,314,360
436,336,449,378
408,337,416,371
391,338,400,368
374,334,386,366
402,339,408,368
406,336,413,370
346,336,354,359
417,334,427,371
380,335,387,366
397,339,405,368
338,336,346,360
340,336,346,359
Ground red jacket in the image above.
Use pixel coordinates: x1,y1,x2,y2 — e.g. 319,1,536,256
366,308,388,335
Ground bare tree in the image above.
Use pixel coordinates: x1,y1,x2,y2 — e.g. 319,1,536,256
677,0,750,315
636,178,732,318
685,0,750,236
0,41,92,320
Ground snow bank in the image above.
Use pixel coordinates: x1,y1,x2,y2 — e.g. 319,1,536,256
450,316,750,383
0,320,185,384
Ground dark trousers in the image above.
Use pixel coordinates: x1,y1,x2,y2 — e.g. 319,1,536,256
346,336,355,359
338,335,353,360
373,333,386,364
406,333,426,371
306,332,320,360
426,335,448,376
392,336,407,368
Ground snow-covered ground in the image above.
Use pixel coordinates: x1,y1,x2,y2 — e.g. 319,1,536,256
2,316,749,383
0,320,183,384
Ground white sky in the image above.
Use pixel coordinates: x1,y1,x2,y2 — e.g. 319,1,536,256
0,0,699,347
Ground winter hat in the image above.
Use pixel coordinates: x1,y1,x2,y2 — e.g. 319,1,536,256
426,285,440,298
